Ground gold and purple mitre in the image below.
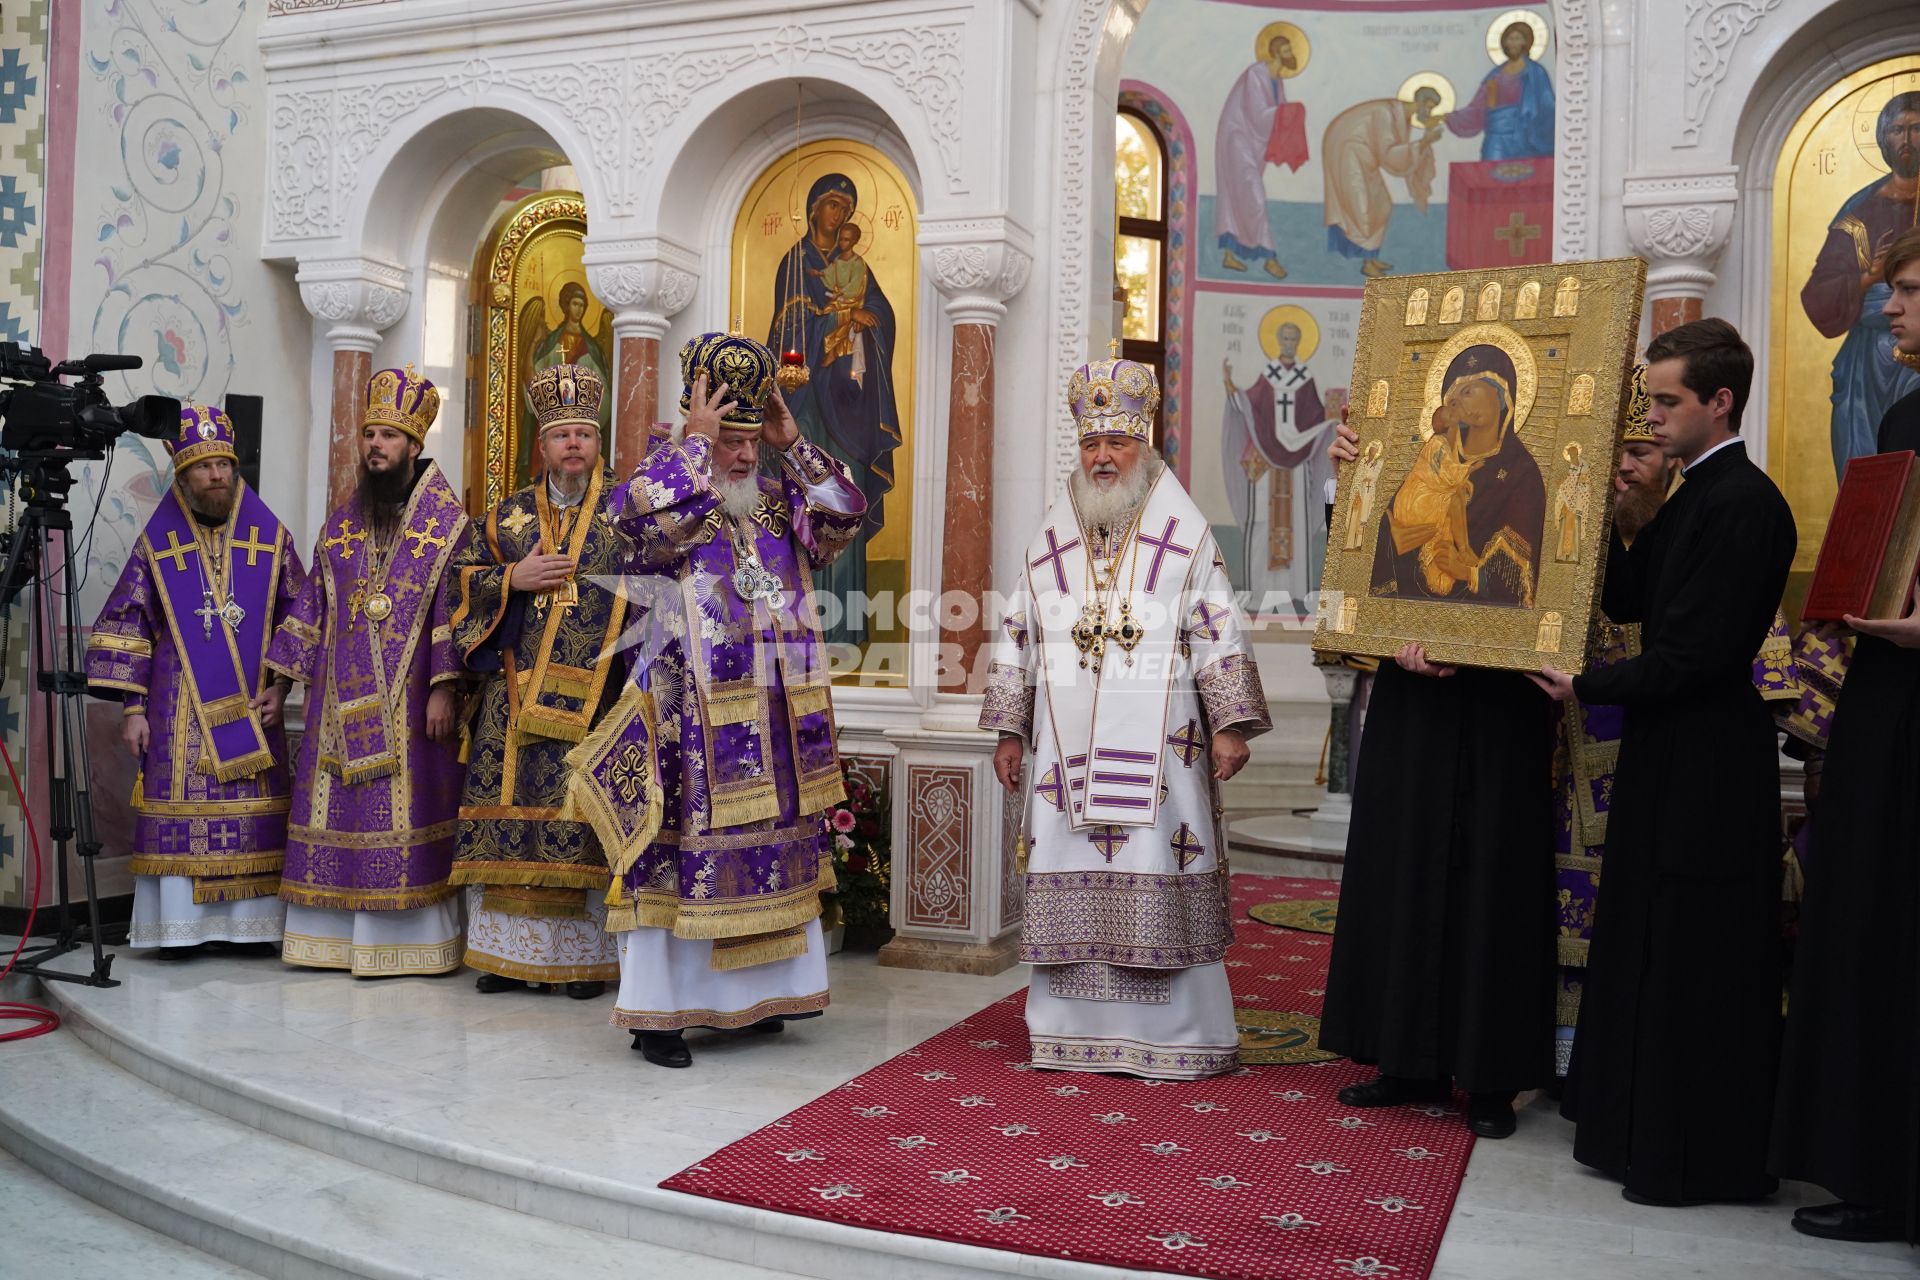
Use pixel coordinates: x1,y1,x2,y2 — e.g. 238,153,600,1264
167,403,238,470
527,363,605,434
678,332,777,427
363,364,440,445
1620,362,1653,443
1067,356,1160,443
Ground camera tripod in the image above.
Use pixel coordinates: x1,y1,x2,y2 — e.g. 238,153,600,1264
2,472,118,988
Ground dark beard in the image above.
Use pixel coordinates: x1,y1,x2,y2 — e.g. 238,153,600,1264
358,461,412,543
189,487,236,524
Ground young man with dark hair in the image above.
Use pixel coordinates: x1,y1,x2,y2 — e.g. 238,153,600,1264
1532,317,1797,1207
1771,227,1920,1244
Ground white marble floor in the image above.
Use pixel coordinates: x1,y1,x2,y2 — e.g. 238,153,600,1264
2,907,1916,1280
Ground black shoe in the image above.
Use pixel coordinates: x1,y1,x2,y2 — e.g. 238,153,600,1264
1337,1074,1451,1108
225,941,280,958
565,981,606,1000
1622,1178,1777,1209
1792,1201,1904,1243
1466,1092,1517,1139
633,1030,692,1068
746,1017,785,1034
474,973,532,994
155,945,203,961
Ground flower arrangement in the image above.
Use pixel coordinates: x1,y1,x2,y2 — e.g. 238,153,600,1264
821,765,893,948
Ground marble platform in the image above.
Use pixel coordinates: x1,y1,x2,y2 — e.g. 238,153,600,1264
3,920,1916,1280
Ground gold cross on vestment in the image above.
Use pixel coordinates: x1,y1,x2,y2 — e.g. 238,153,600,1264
231,525,273,567
500,508,535,538
322,517,367,562
152,530,196,573
1495,211,1542,258
406,516,449,560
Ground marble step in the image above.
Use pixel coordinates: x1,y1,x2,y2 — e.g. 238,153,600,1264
22,949,1161,1280
0,1148,263,1280
0,1029,793,1280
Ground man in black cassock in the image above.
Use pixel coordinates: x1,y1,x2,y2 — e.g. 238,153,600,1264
1534,317,1796,1207
1320,380,1558,1141
1771,229,1920,1245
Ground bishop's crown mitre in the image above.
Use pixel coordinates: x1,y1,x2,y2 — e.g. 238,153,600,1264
1068,356,1159,444
168,403,238,470
527,363,605,434
363,364,441,444
678,332,777,427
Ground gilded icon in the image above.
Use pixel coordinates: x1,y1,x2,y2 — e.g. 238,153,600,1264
1515,280,1542,319
1476,280,1503,320
1439,286,1466,323
1315,258,1646,673
1553,275,1581,316
1566,372,1595,416
1366,378,1391,418
1405,287,1431,326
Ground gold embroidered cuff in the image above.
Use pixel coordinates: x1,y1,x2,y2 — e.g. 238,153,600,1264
1195,652,1270,737
979,661,1035,737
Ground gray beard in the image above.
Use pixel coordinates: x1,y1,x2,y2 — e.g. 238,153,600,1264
715,474,764,520
1070,453,1163,535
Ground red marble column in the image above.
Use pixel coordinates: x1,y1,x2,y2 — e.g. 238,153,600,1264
327,348,372,513
940,323,996,689
1652,296,1702,336
614,334,660,471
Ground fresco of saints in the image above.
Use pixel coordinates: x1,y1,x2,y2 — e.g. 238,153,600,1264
1369,343,1546,607
518,280,612,483
769,173,902,647
1222,317,1329,593
1799,91,1920,476
1213,24,1311,280
1323,86,1445,279
1445,19,1556,161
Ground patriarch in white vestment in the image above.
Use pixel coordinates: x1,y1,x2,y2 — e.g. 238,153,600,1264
983,356,1272,1080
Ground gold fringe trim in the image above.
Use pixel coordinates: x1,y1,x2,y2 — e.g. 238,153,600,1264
321,753,400,785
789,684,832,718
710,926,808,971
1558,936,1590,966
701,686,764,727
463,949,618,983
130,852,284,879
795,770,847,818
517,705,590,743
447,863,608,891
205,746,276,784
290,820,457,849
192,873,283,904
276,882,457,912
132,791,288,818
203,693,251,727
604,881,826,940
709,782,781,829
477,886,589,919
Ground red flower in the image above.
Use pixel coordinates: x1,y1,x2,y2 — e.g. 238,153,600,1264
832,809,856,833
857,817,879,839
847,851,869,874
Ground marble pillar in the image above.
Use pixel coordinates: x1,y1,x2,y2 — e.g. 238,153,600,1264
1652,296,1703,336
295,260,411,520
1624,171,1738,344
614,334,660,471
940,323,996,687
327,349,373,512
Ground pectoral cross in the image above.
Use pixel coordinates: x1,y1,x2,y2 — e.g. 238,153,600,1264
231,525,273,567
346,582,365,623
195,589,221,639
322,517,367,562
406,516,450,560
152,530,196,574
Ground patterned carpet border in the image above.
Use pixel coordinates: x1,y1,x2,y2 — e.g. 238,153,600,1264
663,875,1473,1280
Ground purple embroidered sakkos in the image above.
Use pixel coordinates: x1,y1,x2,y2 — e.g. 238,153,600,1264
266,461,471,912
567,433,864,955
86,481,304,903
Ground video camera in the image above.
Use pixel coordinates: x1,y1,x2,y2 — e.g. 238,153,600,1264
0,342,179,474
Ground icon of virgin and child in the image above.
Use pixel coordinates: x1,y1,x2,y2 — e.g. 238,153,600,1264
1366,341,1547,608
768,173,903,647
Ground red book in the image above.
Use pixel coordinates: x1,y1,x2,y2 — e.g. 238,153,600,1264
1803,450,1920,622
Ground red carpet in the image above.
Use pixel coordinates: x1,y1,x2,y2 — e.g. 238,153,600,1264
664,875,1473,1279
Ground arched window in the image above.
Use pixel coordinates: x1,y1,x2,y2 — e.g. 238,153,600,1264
1115,107,1168,445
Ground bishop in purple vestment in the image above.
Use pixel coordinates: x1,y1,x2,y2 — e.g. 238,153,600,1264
566,334,864,1068
86,404,305,955
264,367,473,977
